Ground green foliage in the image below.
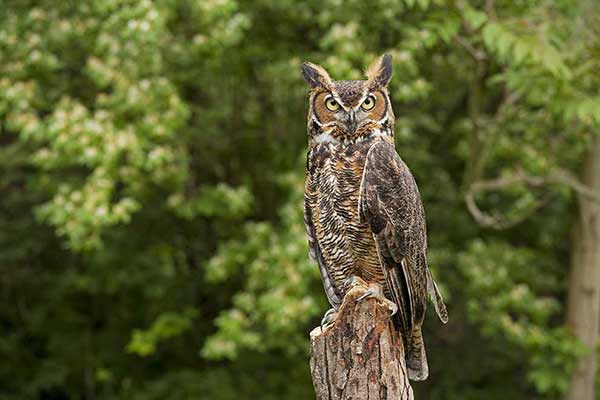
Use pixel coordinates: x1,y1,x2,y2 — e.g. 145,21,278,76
1,0,599,399
203,173,322,361
127,308,199,356
169,184,254,220
458,240,583,396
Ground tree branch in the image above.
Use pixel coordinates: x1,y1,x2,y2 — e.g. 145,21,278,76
464,168,600,229
486,0,497,21
454,36,487,61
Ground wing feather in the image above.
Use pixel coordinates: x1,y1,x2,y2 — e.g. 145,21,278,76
359,141,447,328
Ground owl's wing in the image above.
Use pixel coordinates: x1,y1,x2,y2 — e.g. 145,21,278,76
359,141,448,330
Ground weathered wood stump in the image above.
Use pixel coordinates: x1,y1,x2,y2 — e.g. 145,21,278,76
310,281,414,400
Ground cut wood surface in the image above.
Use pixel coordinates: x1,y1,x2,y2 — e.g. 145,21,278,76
309,282,414,400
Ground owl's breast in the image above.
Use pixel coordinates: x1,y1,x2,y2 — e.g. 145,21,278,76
305,140,384,299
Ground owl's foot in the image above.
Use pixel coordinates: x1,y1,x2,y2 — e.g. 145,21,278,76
321,308,338,329
356,283,398,316
343,275,368,291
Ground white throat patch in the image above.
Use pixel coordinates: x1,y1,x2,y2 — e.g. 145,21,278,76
313,131,340,144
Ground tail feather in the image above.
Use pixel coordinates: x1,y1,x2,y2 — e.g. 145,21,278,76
406,328,428,381
427,270,449,324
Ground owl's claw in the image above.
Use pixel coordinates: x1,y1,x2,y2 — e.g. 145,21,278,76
356,284,398,316
343,275,367,291
321,308,338,329
388,301,398,316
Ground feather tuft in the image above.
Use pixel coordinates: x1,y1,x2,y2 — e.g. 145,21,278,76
365,54,393,87
301,61,333,89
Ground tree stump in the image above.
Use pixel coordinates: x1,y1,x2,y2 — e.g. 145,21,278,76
309,281,414,400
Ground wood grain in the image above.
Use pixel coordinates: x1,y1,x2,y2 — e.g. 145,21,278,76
310,281,414,400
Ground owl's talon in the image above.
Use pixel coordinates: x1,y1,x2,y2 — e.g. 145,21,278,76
344,275,366,291
355,284,398,316
321,308,338,329
356,287,377,302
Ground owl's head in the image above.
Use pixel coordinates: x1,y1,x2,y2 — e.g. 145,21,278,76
302,54,394,145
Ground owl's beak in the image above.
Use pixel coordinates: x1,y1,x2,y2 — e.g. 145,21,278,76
344,112,357,133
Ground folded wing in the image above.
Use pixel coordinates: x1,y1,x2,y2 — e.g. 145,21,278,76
358,141,447,334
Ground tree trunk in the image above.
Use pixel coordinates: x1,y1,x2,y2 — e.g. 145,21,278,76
565,135,600,400
309,281,414,400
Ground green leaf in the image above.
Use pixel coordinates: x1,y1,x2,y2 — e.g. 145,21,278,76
463,7,488,30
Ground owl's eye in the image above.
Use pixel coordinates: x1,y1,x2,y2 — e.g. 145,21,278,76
325,97,340,111
361,95,376,111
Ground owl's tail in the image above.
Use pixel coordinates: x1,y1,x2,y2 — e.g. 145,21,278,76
406,327,429,381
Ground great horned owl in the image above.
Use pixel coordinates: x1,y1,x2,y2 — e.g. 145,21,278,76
302,54,448,381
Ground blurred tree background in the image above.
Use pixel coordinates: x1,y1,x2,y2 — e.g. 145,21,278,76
1,0,600,399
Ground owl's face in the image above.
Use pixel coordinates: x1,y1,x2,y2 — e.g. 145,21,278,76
302,55,395,145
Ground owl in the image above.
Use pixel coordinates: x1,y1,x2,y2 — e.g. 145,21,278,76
302,54,448,381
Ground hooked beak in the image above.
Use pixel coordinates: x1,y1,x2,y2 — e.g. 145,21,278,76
344,111,357,133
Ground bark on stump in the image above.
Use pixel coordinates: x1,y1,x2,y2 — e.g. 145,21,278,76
309,282,414,400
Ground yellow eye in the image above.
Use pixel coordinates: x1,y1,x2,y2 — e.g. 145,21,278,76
325,97,340,111
361,95,376,111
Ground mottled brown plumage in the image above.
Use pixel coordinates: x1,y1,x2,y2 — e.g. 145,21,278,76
302,54,448,381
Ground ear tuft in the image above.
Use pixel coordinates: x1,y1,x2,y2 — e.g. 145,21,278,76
301,61,332,89
365,54,392,87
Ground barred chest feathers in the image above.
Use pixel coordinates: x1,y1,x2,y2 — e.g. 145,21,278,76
304,137,390,308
